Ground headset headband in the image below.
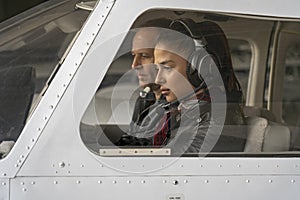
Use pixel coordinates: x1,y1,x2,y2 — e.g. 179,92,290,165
169,18,207,48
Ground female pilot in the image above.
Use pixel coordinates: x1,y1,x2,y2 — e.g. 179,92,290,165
152,20,246,154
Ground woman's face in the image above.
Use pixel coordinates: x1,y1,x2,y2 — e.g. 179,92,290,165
154,46,194,102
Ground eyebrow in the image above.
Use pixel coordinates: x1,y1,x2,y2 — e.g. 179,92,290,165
159,60,175,66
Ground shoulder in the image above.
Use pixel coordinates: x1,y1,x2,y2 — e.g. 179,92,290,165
180,100,211,121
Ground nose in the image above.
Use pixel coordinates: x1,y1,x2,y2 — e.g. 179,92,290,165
132,55,141,69
155,67,165,85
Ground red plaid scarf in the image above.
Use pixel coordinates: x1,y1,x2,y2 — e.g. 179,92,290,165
153,111,170,146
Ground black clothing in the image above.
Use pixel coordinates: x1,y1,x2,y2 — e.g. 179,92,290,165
131,91,156,126
163,100,246,154
117,88,246,154
118,100,245,154
116,91,164,146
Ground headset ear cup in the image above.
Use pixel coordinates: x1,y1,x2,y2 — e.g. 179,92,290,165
187,50,205,87
187,49,220,88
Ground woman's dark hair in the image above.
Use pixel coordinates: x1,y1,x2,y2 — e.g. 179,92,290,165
197,21,242,95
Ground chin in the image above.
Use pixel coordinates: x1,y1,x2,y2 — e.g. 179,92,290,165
166,97,176,103
139,82,147,88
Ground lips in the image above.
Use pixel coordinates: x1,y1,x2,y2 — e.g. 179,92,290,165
160,87,170,95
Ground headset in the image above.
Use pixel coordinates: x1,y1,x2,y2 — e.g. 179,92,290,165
169,18,243,103
169,18,219,89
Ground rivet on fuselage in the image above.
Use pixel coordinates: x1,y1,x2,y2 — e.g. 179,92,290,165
59,162,65,168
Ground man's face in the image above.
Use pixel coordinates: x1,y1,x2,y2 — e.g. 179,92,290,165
154,46,194,102
131,29,158,88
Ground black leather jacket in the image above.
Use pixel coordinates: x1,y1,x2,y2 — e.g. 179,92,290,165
163,99,246,154
118,97,246,154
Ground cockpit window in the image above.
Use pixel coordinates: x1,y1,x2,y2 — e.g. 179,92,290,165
80,9,300,157
79,9,254,157
0,0,90,158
